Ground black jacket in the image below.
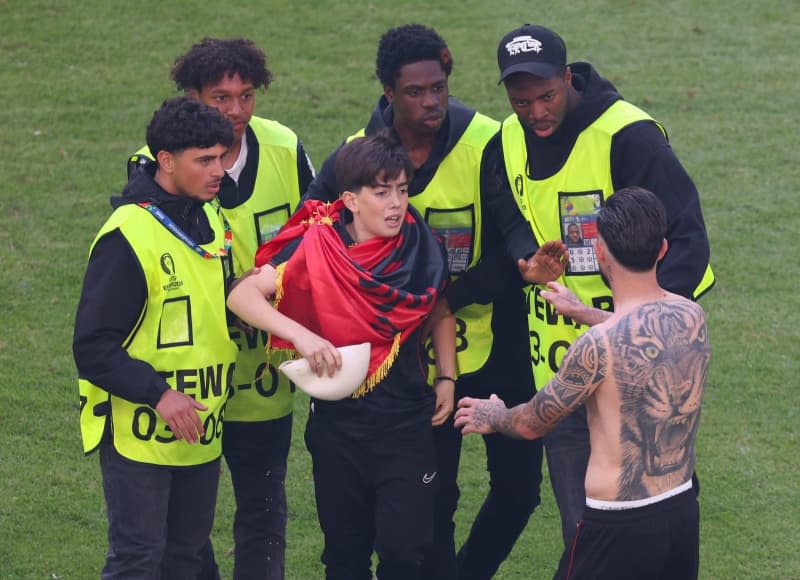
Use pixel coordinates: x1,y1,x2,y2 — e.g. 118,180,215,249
73,164,214,406
484,62,712,299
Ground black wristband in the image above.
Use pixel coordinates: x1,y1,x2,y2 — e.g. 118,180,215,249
434,376,457,384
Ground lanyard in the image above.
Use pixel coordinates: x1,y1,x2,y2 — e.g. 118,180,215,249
138,201,232,259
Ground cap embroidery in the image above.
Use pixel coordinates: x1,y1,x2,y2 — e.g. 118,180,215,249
506,35,543,56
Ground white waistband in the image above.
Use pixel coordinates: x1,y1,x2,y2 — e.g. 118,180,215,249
586,479,693,511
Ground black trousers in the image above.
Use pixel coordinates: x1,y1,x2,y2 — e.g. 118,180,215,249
198,415,293,580
544,406,592,550
99,442,220,579
305,407,438,580
422,308,544,580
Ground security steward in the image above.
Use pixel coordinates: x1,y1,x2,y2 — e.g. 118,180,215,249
74,97,237,578
487,24,716,553
127,38,314,579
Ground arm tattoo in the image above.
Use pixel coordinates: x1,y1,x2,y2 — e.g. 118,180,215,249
613,301,710,499
503,330,607,438
467,399,529,440
469,402,498,434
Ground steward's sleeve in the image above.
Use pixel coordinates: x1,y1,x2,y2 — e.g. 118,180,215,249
444,140,530,312
444,214,525,312
482,134,540,261
611,121,713,299
296,141,316,196
301,143,345,204
73,231,170,407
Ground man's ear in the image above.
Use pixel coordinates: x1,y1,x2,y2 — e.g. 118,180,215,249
155,150,176,174
383,84,394,103
341,190,358,213
595,236,606,262
657,238,669,262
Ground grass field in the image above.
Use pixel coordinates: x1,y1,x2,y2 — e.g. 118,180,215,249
1,0,798,578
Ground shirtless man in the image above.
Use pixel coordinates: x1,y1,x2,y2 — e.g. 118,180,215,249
455,186,711,580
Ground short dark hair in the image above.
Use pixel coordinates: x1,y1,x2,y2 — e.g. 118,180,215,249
171,37,273,93
146,96,233,158
376,24,453,87
597,187,667,271
335,133,414,194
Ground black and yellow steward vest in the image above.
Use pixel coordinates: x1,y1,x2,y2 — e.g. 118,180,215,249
501,100,715,388
78,203,237,465
350,112,500,377
129,117,302,421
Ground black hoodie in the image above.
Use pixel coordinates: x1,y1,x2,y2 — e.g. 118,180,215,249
73,163,215,406
484,62,712,299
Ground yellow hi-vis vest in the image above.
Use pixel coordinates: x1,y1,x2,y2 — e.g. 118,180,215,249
501,100,715,388
129,117,302,421
349,111,500,377
78,203,237,465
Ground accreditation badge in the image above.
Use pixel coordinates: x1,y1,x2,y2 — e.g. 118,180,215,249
254,204,292,245
424,205,475,274
559,191,604,276
421,204,491,377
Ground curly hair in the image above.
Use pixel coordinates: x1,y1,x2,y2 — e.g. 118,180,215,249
171,37,273,92
146,96,233,158
375,24,453,87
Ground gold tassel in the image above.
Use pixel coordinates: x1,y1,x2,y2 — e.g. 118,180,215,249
273,262,287,306
350,333,402,398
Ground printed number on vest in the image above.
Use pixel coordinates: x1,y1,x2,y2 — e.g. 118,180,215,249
131,405,225,445
425,316,468,365
231,362,280,398
529,329,571,375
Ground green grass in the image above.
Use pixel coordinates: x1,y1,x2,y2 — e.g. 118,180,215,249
1,0,797,578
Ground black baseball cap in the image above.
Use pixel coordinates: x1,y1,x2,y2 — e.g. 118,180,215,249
497,24,566,83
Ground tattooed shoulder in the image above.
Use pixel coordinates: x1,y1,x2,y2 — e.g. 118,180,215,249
531,328,608,430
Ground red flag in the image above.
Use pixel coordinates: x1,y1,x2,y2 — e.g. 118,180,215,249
255,199,447,397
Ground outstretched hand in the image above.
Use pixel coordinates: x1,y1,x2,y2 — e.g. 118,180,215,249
518,240,568,284
454,394,507,435
541,281,611,326
540,281,583,317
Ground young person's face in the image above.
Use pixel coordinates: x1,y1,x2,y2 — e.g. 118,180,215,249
157,144,227,202
504,68,572,138
193,73,256,142
344,171,410,242
385,60,448,137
